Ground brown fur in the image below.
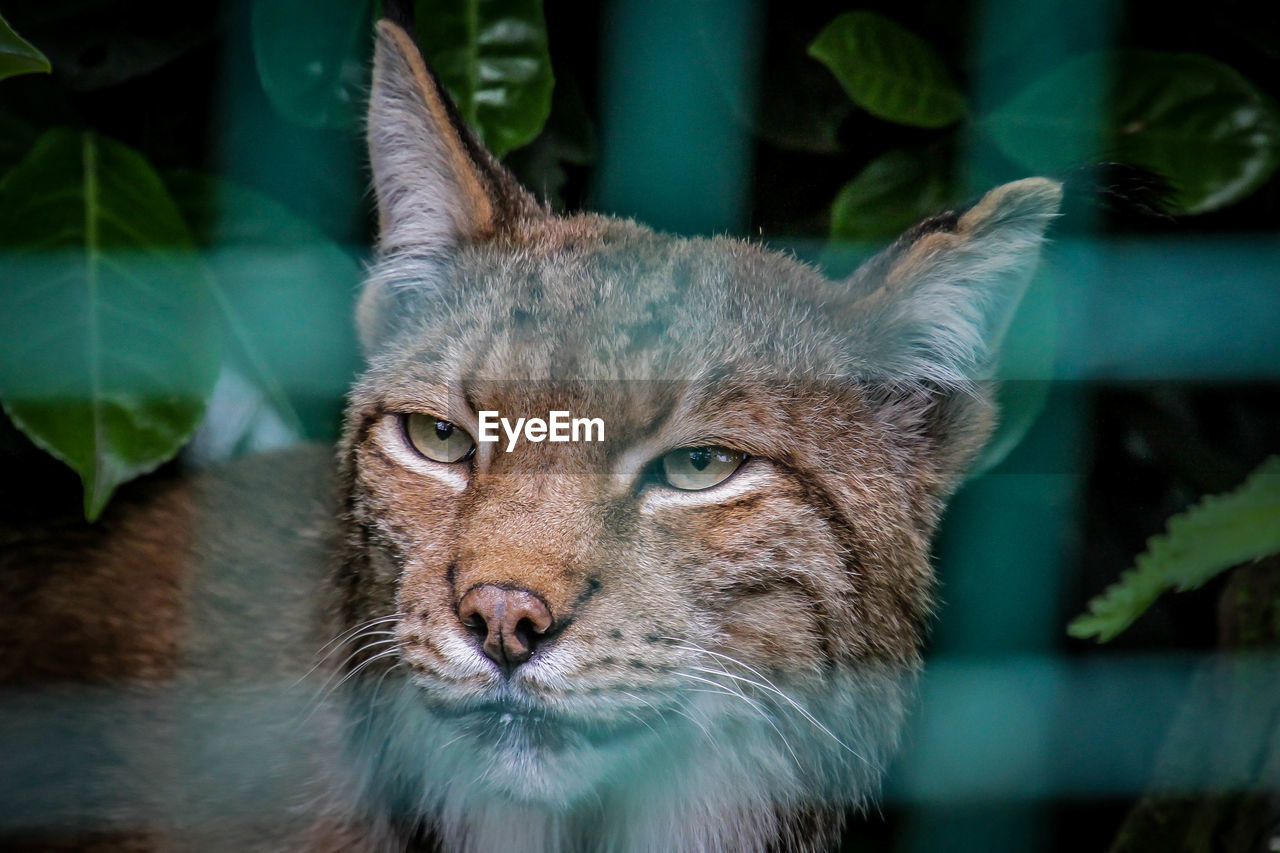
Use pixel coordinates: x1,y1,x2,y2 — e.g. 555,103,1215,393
0,19,1060,852
0,488,189,684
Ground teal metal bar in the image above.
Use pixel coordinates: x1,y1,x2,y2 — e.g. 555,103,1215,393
906,0,1118,848
594,0,762,236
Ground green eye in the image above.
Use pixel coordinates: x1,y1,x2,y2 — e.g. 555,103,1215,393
659,446,746,491
405,414,476,463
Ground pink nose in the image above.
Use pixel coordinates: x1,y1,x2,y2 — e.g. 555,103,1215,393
457,585,554,673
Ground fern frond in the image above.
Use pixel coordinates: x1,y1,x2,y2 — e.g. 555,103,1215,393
1068,456,1280,643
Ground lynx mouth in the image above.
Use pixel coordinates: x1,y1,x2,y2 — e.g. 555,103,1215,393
420,691,669,751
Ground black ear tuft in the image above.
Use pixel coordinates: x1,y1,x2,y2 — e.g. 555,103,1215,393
381,0,415,33
1058,162,1178,228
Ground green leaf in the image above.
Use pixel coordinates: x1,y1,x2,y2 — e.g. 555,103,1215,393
830,146,951,241
165,171,361,442
1068,456,1280,642
252,0,373,129
0,130,220,519
808,11,967,129
0,13,51,81
505,74,595,208
1112,53,1280,213
982,53,1108,177
415,0,554,156
985,51,1280,214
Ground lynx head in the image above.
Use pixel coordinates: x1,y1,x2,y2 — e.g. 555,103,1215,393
335,19,1060,851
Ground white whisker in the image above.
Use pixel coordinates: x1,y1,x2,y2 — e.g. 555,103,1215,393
685,664,862,761
301,639,404,725
292,616,401,688
672,672,802,768
662,637,872,768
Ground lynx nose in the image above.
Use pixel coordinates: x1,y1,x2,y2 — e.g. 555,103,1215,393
457,585,554,673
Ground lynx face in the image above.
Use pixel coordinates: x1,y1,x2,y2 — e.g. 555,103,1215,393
335,21,1060,851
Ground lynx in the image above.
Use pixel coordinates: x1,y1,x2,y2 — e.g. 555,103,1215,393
0,18,1061,853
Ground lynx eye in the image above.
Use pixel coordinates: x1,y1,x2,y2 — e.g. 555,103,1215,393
404,414,475,463
659,446,746,491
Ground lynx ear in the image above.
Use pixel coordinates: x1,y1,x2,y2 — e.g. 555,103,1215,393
845,178,1062,385
362,20,539,350
368,20,494,251
842,178,1062,485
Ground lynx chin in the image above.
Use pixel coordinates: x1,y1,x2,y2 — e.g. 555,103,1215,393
0,13,1064,853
